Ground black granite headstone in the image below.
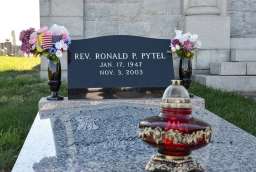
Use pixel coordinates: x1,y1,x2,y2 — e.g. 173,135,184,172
68,35,174,99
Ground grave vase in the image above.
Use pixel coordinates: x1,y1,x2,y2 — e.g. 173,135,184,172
179,58,192,90
47,59,63,101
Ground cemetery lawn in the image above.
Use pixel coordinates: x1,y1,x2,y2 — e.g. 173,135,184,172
0,56,67,172
189,83,256,136
0,56,256,171
0,56,41,72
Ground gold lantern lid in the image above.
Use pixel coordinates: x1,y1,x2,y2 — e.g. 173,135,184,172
160,80,192,109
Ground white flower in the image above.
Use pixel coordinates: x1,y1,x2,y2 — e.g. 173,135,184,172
175,30,183,36
62,44,68,51
55,40,68,51
183,32,191,41
31,44,36,50
195,40,202,48
29,32,37,44
178,33,190,44
49,24,69,35
175,45,180,50
55,41,62,50
190,34,199,42
174,30,183,40
59,26,69,35
55,50,63,58
171,47,176,52
179,37,186,44
60,40,66,48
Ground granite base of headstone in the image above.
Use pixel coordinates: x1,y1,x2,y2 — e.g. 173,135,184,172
69,88,167,100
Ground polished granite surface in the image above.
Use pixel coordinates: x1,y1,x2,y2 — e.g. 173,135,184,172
12,98,256,172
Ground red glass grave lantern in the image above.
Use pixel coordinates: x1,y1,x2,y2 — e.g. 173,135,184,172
139,80,212,172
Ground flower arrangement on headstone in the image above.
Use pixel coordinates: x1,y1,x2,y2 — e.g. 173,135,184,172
170,30,201,90
139,80,212,172
20,24,71,101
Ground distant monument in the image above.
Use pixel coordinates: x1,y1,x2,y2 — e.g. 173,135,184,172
0,30,21,56
11,30,17,46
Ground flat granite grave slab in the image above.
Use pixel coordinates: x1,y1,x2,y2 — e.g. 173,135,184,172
12,98,256,172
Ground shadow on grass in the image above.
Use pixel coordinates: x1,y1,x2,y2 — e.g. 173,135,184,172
0,63,40,74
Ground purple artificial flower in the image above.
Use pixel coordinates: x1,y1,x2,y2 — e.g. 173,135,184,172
19,28,35,54
183,40,193,51
171,39,180,47
65,38,71,45
19,31,25,41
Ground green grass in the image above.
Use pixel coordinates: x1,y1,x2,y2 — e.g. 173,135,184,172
189,82,256,136
0,56,67,171
0,56,256,171
0,56,41,72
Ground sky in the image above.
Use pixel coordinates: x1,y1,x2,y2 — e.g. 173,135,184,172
0,0,39,44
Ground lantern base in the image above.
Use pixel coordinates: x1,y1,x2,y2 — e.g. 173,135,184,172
145,154,204,172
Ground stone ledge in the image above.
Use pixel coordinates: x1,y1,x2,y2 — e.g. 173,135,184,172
231,38,256,49
194,74,256,92
209,62,247,75
247,63,256,75
194,49,230,70
231,49,256,62
210,62,256,76
38,96,205,114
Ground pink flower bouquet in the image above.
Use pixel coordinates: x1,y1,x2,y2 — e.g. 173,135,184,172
19,24,71,63
170,30,201,59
